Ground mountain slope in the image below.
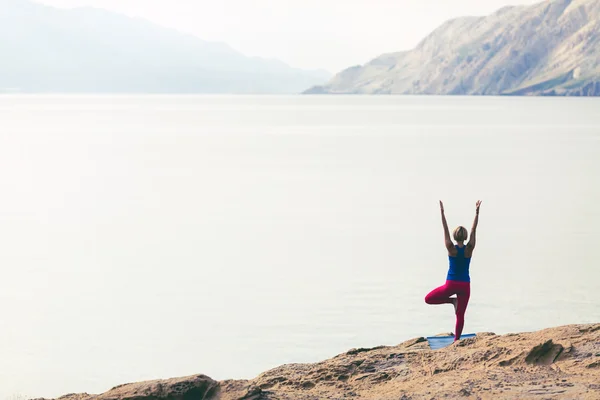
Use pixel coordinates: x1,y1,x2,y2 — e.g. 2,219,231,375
306,0,600,96
0,0,330,93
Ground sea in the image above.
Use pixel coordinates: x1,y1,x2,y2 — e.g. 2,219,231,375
0,95,598,399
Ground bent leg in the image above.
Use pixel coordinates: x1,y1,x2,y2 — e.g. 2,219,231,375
425,282,455,305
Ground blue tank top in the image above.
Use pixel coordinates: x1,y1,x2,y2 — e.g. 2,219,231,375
447,245,471,282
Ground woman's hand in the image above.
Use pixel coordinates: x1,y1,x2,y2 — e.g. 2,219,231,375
439,200,445,213
475,200,482,214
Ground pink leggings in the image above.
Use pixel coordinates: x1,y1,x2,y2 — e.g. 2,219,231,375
425,280,471,341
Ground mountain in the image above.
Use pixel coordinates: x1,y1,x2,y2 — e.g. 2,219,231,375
305,0,600,96
0,0,331,93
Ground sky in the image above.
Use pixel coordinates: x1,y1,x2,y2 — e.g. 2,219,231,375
35,0,543,73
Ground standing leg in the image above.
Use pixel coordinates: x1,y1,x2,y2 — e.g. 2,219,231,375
425,282,455,305
454,284,471,341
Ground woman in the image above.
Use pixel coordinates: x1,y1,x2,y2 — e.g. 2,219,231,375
425,200,481,342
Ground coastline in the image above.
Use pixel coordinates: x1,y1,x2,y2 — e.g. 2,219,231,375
37,323,600,400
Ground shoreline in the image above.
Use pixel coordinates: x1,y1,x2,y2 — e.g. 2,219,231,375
36,323,600,400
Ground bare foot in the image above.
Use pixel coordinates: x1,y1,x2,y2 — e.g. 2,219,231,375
451,297,457,313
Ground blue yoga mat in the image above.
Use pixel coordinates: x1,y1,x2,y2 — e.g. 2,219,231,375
426,333,476,350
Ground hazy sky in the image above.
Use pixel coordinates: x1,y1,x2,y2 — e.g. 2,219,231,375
36,0,543,72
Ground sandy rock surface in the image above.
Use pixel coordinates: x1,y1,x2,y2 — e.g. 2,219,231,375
39,323,600,400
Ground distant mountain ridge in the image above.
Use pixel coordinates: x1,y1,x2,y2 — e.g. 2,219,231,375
0,0,331,93
306,0,600,96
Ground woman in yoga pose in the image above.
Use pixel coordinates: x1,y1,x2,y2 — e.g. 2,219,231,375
425,200,481,342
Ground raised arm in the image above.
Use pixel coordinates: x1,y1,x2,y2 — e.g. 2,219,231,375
467,200,482,250
440,201,454,254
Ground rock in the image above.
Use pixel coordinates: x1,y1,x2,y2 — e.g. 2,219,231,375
346,346,387,356
398,337,427,348
32,375,219,400
101,375,219,400
525,340,564,365
41,324,600,400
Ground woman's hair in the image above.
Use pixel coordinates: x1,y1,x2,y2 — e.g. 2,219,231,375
453,226,468,242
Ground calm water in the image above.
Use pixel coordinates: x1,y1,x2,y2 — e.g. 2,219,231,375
0,95,599,398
